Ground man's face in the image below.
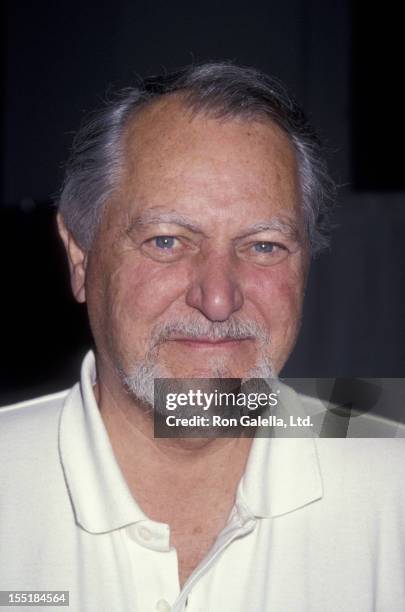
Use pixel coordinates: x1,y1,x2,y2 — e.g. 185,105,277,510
65,97,309,391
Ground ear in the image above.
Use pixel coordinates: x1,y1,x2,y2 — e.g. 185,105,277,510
57,213,87,303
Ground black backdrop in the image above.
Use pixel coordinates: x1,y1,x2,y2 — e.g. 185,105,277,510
1,0,404,406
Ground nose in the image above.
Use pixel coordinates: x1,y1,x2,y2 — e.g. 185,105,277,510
185,255,244,321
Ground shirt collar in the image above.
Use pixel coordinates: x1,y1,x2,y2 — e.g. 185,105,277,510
59,350,147,534
59,351,323,532
238,383,323,518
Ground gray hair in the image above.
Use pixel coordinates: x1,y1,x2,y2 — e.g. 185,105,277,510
57,62,335,254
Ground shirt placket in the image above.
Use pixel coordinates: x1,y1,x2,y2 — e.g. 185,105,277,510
171,504,257,612
121,503,256,612
123,520,181,612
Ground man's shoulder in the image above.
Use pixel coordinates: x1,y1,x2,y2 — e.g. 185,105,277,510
0,388,72,455
297,390,405,438
0,388,70,418
299,395,405,496
290,389,405,494
0,388,78,536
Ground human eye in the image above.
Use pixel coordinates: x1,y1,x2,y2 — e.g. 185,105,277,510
153,236,178,249
141,235,185,262
240,240,290,266
253,241,278,253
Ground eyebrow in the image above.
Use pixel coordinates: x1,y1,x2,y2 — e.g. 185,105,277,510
128,210,205,235
236,219,302,242
128,209,302,242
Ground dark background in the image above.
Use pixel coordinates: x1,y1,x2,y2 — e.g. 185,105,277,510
1,0,404,405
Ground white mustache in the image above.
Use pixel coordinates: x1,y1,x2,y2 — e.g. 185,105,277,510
121,316,275,407
150,316,270,346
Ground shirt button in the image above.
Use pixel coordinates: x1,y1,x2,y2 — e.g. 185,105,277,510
155,599,171,612
138,526,152,541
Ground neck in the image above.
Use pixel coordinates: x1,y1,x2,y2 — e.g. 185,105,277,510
96,373,251,462
93,359,253,497
93,355,254,587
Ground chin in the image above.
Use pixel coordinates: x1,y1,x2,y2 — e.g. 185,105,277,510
119,350,275,412
157,357,266,380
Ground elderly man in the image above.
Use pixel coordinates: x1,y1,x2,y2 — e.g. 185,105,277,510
0,63,404,612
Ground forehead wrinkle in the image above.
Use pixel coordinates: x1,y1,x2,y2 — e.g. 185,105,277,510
126,208,303,243
127,208,206,235
236,218,303,242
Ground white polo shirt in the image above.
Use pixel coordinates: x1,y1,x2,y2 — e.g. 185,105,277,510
0,351,404,611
